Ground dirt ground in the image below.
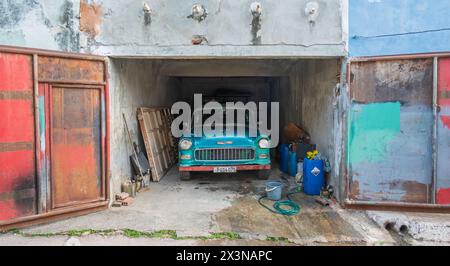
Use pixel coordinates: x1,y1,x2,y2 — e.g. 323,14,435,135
1,167,449,246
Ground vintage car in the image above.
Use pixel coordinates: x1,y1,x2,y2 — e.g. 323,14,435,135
178,105,271,180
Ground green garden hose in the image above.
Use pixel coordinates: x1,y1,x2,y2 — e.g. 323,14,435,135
258,191,301,216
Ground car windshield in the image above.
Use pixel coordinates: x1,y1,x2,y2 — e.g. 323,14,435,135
191,106,258,135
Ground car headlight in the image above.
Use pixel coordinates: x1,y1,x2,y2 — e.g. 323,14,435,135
258,138,270,149
179,139,193,150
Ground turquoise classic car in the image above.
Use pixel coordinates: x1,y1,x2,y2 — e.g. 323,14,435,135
178,106,271,180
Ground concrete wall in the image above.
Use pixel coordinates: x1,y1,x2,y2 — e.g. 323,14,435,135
109,59,181,194
0,0,345,57
278,59,340,187
92,0,345,57
349,0,450,57
300,60,339,186
0,0,81,52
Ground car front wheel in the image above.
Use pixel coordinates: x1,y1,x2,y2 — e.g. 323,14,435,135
180,171,191,181
257,169,270,180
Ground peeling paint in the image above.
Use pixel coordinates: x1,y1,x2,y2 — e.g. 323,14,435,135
0,0,40,28
55,0,80,52
80,0,102,38
0,0,80,51
437,188,450,205
349,102,401,164
441,115,450,129
349,105,433,203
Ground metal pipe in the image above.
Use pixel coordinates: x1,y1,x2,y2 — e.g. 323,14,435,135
344,200,450,213
432,57,439,204
350,52,450,62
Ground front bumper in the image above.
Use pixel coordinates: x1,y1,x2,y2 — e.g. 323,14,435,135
179,164,271,172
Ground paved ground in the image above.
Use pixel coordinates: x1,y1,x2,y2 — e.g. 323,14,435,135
1,167,449,246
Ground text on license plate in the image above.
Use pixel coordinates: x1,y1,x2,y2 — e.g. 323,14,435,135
213,167,237,173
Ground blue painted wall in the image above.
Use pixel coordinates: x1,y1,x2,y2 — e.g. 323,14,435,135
349,0,450,57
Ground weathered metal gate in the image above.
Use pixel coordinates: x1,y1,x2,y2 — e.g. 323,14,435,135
437,58,450,205
345,54,450,211
0,46,109,230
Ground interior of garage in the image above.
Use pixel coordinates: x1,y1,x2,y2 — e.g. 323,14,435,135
108,58,342,198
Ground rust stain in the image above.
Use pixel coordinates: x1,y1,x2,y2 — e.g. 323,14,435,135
441,90,450,99
80,0,103,38
350,59,433,105
51,87,102,208
401,181,429,203
38,56,104,83
0,91,32,100
349,180,360,200
0,142,33,153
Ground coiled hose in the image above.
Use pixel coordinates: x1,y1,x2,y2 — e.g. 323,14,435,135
258,191,301,216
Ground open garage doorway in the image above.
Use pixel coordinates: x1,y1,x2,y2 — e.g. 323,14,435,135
9,56,390,245
109,58,342,198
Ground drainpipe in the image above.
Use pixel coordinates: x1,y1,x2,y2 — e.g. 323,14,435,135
336,57,349,203
432,57,439,204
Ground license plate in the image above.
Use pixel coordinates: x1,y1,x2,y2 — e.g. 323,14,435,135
213,167,237,173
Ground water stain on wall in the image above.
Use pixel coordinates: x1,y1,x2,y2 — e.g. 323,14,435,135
56,0,80,52
0,0,40,28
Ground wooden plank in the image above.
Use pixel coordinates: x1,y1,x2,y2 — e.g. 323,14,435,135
137,107,177,182
38,56,105,84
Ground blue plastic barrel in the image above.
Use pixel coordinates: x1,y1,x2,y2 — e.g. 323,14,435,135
279,144,289,173
288,151,298,177
303,158,324,196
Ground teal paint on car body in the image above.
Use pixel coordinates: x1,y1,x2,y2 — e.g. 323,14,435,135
179,134,271,167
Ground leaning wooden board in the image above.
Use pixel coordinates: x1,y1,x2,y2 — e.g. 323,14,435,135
137,107,177,182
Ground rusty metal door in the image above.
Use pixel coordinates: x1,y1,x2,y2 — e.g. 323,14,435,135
347,58,434,204
0,52,37,221
0,46,109,230
49,85,105,209
437,58,450,205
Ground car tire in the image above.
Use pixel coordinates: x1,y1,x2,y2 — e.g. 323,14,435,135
257,169,270,180
180,171,191,181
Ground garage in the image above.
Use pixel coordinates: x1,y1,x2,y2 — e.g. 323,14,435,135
2,0,450,247
109,58,342,197
0,45,345,232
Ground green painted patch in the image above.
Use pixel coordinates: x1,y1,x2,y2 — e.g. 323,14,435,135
348,102,401,164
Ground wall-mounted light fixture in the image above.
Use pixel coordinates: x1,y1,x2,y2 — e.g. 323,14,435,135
143,2,152,25
305,1,319,24
250,2,262,45
187,4,207,22
250,2,262,16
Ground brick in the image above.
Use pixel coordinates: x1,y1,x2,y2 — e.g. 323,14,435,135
116,192,130,201
112,201,122,207
122,197,134,206
315,197,330,206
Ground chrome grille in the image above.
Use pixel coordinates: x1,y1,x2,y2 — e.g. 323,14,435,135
195,148,255,161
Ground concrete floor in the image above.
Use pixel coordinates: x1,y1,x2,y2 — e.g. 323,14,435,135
1,167,448,246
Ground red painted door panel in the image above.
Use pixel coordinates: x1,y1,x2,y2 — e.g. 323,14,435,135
0,52,37,220
437,58,450,205
50,86,103,208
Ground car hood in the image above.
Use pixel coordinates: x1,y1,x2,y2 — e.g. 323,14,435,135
192,136,257,148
